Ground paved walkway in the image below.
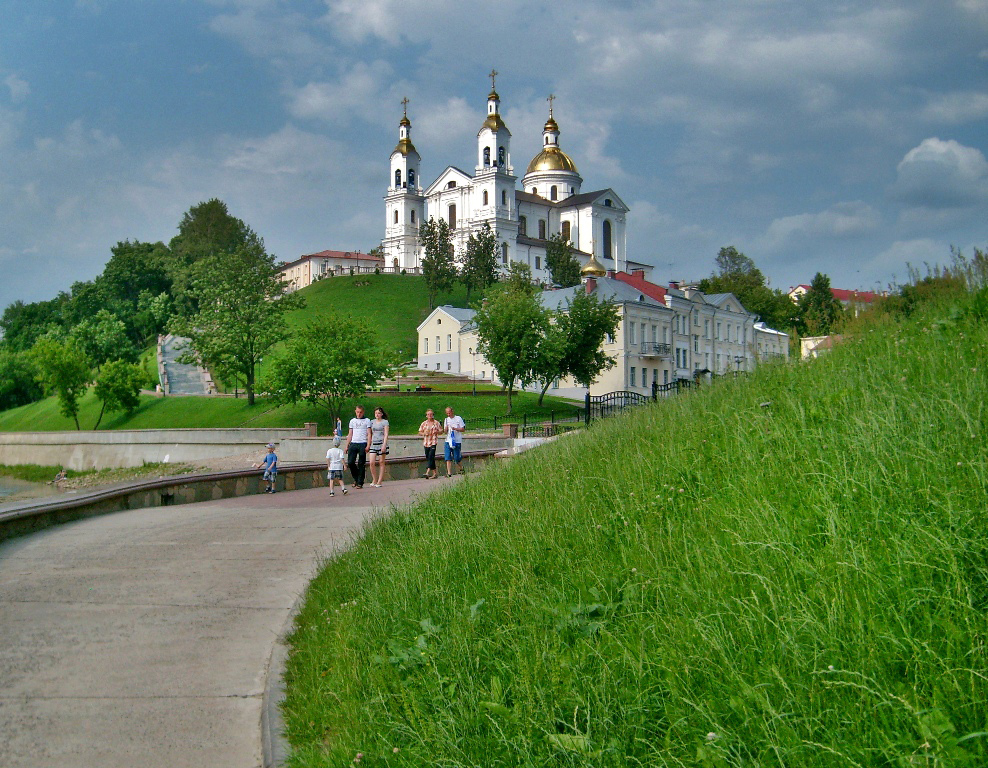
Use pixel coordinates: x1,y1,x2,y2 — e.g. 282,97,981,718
0,476,457,767
160,335,211,395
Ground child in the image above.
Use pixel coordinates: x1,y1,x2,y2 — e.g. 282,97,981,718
253,443,279,493
326,436,348,496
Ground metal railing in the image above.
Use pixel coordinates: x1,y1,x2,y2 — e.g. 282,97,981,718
640,342,673,357
585,379,694,423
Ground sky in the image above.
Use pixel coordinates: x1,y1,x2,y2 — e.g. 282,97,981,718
1,0,986,312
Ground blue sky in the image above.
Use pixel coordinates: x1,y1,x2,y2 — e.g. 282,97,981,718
1,0,986,311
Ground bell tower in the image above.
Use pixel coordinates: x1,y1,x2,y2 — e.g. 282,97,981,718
383,98,426,270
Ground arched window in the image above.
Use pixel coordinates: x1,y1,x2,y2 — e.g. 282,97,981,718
501,242,509,264
448,204,457,230
393,210,399,224
519,216,527,236
501,190,507,205
483,147,491,166
603,220,613,259
550,185,558,201
538,220,546,239
531,188,536,194
395,169,401,187
410,210,416,223
408,169,416,187
561,221,571,242
498,146,505,165
544,136,549,145
483,190,489,206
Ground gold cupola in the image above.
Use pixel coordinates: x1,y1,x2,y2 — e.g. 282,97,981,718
525,95,579,174
580,253,607,278
393,98,418,157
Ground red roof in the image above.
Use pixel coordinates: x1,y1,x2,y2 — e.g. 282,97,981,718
830,288,879,303
614,270,667,302
302,250,383,262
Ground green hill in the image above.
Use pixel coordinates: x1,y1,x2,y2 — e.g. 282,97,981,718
281,285,988,765
285,273,471,357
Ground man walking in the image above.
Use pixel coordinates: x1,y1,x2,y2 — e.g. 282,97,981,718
442,405,465,478
345,405,372,488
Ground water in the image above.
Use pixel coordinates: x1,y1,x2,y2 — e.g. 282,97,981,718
0,475,63,503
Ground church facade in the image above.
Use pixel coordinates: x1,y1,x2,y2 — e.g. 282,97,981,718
382,79,652,283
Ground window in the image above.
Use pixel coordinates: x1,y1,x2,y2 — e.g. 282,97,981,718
437,318,441,324
393,210,399,224
653,369,658,386
408,169,415,187
501,190,507,205
550,185,557,201
663,369,669,385
435,336,440,352
519,216,527,235
606,332,615,344
410,210,416,223
694,313,699,326
424,338,429,354
448,204,456,230
717,322,722,340
641,323,646,346
483,190,489,206
641,367,647,386
531,187,536,194
481,371,485,379
447,362,452,371
629,322,636,345
501,242,508,264
447,334,452,351
602,220,612,259
535,256,541,270
538,220,546,239
704,319,710,338
498,146,505,165
651,324,657,342
604,199,612,207
694,335,699,352
483,147,491,166
395,169,401,187
446,180,457,189
630,367,636,387
561,220,571,242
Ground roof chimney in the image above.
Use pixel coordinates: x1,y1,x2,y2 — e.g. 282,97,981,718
606,269,615,278
632,268,644,278
669,280,680,290
585,277,596,295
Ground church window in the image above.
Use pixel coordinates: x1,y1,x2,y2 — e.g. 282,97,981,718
483,147,491,166
530,187,536,194
550,185,557,201
410,210,416,223
498,146,505,165
448,204,457,230
483,190,489,206
395,169,402,187
501,190,507,205
538,220,546,239
604,199,612,207
519,216,527,236
446,181,457,189
501,242,508,264
570,187,575,194
393,210,399,224
544,136,549,145
561,221,570,242
408,169,415,187
602,220,612,259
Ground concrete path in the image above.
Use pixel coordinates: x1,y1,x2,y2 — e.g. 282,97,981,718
0,475,457,767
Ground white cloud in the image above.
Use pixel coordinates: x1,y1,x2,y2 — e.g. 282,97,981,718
921,91,988,123
4,74,30,103
760,201,881,251
891,137,988,208
288,61,394,124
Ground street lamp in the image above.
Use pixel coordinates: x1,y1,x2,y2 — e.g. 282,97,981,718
396,350,402,392
469,348,477,395
733,354,743,372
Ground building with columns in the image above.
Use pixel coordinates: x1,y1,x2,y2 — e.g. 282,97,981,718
383,77,652,283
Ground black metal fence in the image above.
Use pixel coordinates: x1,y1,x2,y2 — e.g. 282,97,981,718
585,379,694,424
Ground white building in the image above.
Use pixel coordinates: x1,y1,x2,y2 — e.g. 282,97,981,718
383,79,652,283
279,250,384,291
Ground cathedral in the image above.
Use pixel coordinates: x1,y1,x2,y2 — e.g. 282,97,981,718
382,75,653,283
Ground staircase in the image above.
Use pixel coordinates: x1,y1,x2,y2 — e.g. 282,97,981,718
158,335,214,395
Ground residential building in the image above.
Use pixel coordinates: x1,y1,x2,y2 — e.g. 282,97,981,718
279,250,384,291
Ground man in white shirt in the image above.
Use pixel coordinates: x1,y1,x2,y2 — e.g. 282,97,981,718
443,405,465,478
346,405,372,488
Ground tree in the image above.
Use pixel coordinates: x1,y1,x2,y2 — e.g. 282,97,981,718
474,265,548,414
268,316,391,424
92,359,144,429
71,309,136,370
797,272,846,336
543,291,620,404
0,349,43,412
171,241,304,406
545,233,581,288
30,336,92,430
0,296,70,353
697,246,795,331
419,217,457,309
460,223,500,302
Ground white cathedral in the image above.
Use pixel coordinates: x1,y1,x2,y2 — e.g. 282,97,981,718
382,76,653,283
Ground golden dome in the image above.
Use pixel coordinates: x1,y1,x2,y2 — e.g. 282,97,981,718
393,137,418,156
544,116,558,132
580,254,607,278
399,115,411,127
526,146,579,174
481,112,509,133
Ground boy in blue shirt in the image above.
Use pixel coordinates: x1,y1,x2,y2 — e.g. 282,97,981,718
253,442,279,493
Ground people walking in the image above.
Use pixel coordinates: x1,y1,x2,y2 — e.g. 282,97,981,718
367,406,390,487
345,405,371,488
442,405,465,477
325,436,348,496
418,408,443,479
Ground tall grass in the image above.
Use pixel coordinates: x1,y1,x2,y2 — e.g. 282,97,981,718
281,284,988,765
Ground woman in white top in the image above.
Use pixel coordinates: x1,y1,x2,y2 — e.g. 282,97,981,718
367,406,390,487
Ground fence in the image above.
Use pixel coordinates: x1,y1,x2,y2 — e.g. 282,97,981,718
584,379,694,424
464,407,585,437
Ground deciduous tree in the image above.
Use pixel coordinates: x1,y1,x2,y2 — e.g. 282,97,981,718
697,246,795,330
171,241,303,405
460,223,500,302
419,217,457,310
30,336,91,430
92,359,145,429
545,233,581,288
268,316,391,424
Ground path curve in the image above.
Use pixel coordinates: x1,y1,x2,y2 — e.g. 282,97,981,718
0,476,455,767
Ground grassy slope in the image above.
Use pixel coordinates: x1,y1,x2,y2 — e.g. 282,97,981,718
281,292,988,765
0,390,575,436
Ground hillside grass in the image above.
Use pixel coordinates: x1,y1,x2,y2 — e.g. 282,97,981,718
280,288,988,765
285,274,472,357
0,389,575,436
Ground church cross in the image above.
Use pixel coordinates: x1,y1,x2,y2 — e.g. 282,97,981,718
401,97,409,117
489,68,498,90
547,93,555,116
